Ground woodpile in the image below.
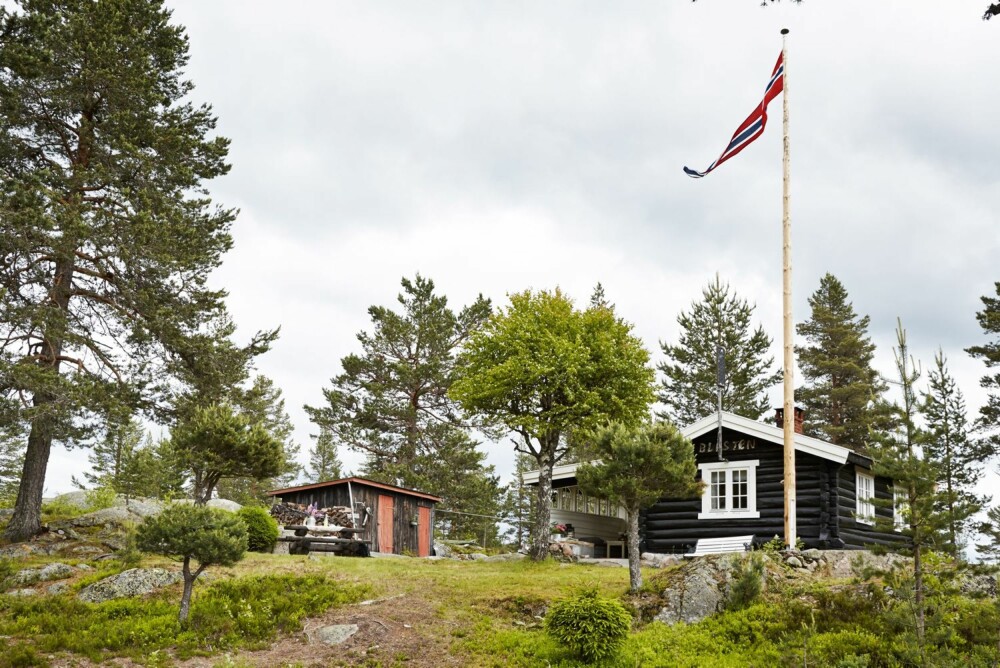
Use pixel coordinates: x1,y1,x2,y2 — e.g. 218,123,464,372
269,502,354,528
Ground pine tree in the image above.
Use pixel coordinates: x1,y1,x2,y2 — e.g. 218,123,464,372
308,427,343,483
922,350,988,556
873,320,948,649
503,453,537,551
657,275,780,425
796,274,887,450
215,376,301,503
306,275,502,539
966,281,1000,458
577,421,700,592
976,505,1000,563
0,422,26,507
0,0,240,541
77,415,145,490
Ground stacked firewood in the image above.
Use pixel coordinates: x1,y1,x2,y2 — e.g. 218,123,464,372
269,502,354,528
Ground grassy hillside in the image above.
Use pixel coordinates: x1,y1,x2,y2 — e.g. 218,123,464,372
1,548,998,667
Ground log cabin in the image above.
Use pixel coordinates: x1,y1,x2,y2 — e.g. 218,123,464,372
525,408,903,556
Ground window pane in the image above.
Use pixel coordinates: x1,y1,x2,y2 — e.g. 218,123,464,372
732,469,748,510
711,471,726,510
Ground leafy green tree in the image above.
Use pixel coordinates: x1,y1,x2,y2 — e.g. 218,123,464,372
922,350,988,556
135,504,247,623
308,427,343,483
967,281,1000,458
796,274,887,450
873,320,947,649
577,421,701,591
451,288,654,560
306,275,501,539
657,275,780,425
0,0,239,541
171,404,285,504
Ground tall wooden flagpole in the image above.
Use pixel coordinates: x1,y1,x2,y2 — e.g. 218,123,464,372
780,27,796,549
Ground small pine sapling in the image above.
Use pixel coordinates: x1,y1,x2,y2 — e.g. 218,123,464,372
136,504,248,622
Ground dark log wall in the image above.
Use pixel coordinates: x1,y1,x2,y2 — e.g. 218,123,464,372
641,427,903,553
836,467,904,548
274,482,436,556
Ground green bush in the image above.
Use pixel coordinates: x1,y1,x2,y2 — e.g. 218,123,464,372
544,587,631,663
726,553,764,611
237,506,279,553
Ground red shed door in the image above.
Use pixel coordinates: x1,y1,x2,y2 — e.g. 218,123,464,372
418,506,431,557
377,495,394,553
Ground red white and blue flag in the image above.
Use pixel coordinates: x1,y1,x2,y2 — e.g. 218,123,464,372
683,52,785,178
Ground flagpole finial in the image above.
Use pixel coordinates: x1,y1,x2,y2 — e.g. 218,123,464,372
781,28,789,35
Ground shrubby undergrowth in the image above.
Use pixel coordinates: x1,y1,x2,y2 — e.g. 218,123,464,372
0,574,372,667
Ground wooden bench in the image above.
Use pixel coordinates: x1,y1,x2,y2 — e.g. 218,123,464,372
684,535,754,558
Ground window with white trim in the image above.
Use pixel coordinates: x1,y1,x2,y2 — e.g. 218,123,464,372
893,487,906,531
856,471,875,525
698,460,760,520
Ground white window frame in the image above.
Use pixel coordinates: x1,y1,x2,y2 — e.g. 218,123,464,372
892,486,906,531
856,469,875,525
697,460,760,520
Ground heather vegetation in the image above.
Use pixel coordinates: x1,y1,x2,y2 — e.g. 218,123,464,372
0,550,997,667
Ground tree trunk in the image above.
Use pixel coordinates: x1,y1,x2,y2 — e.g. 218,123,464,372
529,447,553,561
178,556,199,623
4,256,74,543
3,408,55,541
626,506,642,592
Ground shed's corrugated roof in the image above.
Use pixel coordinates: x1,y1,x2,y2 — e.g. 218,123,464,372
267,476,442,503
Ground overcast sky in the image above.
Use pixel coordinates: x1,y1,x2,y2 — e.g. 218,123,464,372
41,1,1000,503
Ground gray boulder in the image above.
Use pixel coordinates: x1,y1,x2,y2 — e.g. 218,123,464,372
122,498,165,518
51,491,91,509
7,562,73,587
39,562,74,581
69,506,143,528
654,553,768,626
315,624,359,646
655,559,727,625
47,582,70,595
7,588,38,598
77,568,181,603
206,499,242,513
433,542,454,559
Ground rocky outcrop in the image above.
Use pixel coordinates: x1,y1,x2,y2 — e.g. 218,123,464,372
7,562,75,587
654,553,754,625
77,567,181,603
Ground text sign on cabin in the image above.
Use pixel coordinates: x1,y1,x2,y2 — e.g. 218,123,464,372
694,438,758,455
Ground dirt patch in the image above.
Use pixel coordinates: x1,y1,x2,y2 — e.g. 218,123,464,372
49,592,467,668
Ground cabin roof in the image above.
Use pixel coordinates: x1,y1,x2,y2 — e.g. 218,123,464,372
522,411,873,485
266,476,442,503
683,411,872,467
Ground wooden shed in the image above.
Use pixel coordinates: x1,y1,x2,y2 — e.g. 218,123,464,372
267,477,441,557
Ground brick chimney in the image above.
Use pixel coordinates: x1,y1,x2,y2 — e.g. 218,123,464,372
774,406,804,434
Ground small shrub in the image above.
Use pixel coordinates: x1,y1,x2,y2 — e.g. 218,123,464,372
0,643,50,668
544,587,631,663
237,506,279,553
116,522,143,568
727,553,765,610
84,481,118,512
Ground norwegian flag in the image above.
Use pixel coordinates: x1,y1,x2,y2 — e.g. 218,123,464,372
684,52,785,178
